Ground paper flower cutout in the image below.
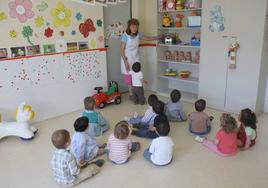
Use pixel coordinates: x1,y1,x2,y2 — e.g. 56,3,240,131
51,2,72,27
9,0,34,23
35,16,44,27
59,31,65,36
71,30,76,35
97,19,103,27
44,27,53,38
98,36,104,43
0,12,8,21
22,25,34,45
36,1,48,12
9,30,18,38
75,12,82,21
90,39,97,48
79,18,96,38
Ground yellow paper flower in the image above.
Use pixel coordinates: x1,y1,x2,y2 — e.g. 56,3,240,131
35,16,44,27
90,39,97,48
9,30,18,38
0,12,7,21
51,2,72,27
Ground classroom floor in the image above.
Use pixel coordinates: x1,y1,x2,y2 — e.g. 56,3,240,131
1,92,268,188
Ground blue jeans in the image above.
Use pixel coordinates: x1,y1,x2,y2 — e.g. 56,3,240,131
129,116,143,125
189,124,211,135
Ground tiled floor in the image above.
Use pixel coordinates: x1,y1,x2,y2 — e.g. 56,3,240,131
1,93,268,188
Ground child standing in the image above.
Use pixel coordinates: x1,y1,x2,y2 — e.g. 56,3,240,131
128,62,146,105
51,129,104,187
165,89,187,122
71,117,106,166
132,100,170,139
237,108,257,149
196,113,237,157
107,121,140,164
83,97,109,137
126,94,158,126
189,99,213,135
143,122,174,166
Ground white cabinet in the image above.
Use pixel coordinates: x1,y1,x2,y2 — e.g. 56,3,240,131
199,0,268,114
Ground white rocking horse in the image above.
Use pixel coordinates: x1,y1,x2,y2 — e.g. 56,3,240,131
0,102,37,140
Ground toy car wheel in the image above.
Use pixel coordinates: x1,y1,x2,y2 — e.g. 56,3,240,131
115,97,121,104
99,102,105,109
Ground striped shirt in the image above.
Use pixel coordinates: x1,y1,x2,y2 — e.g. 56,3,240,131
141,106,157,125
107,134,132,164
51,149,80,186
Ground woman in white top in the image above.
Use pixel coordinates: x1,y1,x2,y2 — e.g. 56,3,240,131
120,18,159,100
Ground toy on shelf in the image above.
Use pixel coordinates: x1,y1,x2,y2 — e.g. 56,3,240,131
179,70,191,79
171,32,181,44
0,102,37,141
188,11,201,27
162,34,173,44
178,51,185,62
191,32,200,46
228,41,240,69
184,51,192,62
175,14,184,27
194,49,200,64
92,81,121,109
176,0,184,10
165,50,172,60
165,68,178,77
162,13,172,27
172,51,179,61
185,0,200,9
166,0,175,11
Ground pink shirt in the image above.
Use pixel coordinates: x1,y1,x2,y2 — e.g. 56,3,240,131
107,134,132,164
216,129,237,154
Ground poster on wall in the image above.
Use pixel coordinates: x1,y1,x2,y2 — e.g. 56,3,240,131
11,47,26,57
43,44,56,54
67,42,78,51
106,22,125,40
209,5,225,32
26,45,41,56
0,48,8,59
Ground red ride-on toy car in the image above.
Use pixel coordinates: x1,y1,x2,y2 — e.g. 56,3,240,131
92,81,121,109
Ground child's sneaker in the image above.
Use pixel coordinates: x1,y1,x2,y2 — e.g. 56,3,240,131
195,136,205,143
133,112,139,118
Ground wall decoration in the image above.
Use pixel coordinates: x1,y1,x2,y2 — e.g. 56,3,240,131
35,16,44,27
59,31,65,37
0,12,8,21
107,0,117,5
209,5,225,32
67,42,78,51
44,27,54,38
11,46,26,57
75,12,83,21
105,22,124,39
97,19,103,27
9,0,34,23
96,0,107,6
98,35,104,43
90,38,97,48
79,18,96,38
22,25,34,46
78,41,89,50
71,30,77,35
9,30,18,38
55,39,67,52
26,45,40,56
0,48,8,59
43,44,56,54
36,1,48,12
51,2,72,28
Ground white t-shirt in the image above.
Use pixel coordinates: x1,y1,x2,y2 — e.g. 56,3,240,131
129,70,143,87
149,136,174,166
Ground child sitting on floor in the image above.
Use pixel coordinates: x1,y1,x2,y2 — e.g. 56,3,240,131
189,99,213,135
143,121,174,166
237,108,257,150
83,96,109,137
126,94,158,127
107,121,140,164
71,117,106,166
195,113,237,157
132,100,170,139
51,129,104,187
165,89,187,122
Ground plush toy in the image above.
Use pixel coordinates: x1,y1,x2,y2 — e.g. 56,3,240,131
194,49,200,64
175,14,184,27
172,51,179,61
184,51,192,62
228,42,240,69
178,51,185,62
166,0,175,11
176,0,184,10
162,13,172,27
165,50,172,60
191,32,201,46
0,102,37,140
165,68,177,77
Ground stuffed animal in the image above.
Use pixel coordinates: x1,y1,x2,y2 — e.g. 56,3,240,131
176,0,184,10
166,0,175,11
175,14,184,27
184,51,192,62
172,51,179,61
165,50,172,60
162,13,172,27
178,51,185,62
228,42,240,69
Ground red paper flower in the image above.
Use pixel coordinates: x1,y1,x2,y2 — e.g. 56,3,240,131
79,18,96,38
44,27,53,38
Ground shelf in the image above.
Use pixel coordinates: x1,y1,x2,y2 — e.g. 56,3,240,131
158,8,202,13
159,59,199,66
158,27,201,30
158,44,200,48
159,75,199,84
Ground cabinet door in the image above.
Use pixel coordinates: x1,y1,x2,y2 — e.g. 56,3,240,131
199,0,232,109
225,0,267,112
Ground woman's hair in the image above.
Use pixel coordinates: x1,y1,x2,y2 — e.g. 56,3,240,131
114,121,130,140
51,129,70,149
125,18,139,36
84,97,95,111
220,113,237,133
239,108,257,129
